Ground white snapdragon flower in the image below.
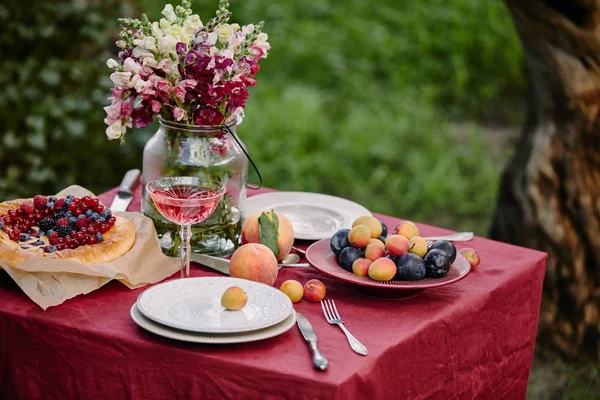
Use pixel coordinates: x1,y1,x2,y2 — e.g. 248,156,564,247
110,71,132,89
159,34,178,56
106,58,119,69
151,22,163,42
123,58,141,74
161,4,177,22
241,24,255,36
231,23,240,32
133,47,158,68
217,24,234,44
183,14,203,38
106,120,124,140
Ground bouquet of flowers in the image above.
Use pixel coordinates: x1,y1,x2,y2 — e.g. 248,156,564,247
104,0,270,141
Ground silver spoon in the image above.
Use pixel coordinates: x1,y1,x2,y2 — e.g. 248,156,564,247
279,253,310,268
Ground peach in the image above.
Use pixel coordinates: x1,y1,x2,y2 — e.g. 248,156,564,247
229,243,279,286
368,257,397,281
364,243,386,261
348,225,370,248
241,210,294,261
408,236,428,257
352,215,382,238
303,279,326,302
352,258,372,277
393,220,420,240
459,248,481,269
221,286,248,311
368,238,386,250
385,234,410,257
280,280,304,303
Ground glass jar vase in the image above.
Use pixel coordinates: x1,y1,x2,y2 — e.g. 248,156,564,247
142,117,248,257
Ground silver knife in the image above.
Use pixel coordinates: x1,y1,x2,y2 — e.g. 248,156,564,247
191,253,310,273
110,169,141,211
296,312,328,371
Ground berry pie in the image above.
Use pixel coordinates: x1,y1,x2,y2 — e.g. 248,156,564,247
0,194,135,265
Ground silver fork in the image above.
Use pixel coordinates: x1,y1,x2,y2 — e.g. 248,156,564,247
321,299,368,356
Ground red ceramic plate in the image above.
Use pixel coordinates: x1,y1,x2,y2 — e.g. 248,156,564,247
306,238,470,296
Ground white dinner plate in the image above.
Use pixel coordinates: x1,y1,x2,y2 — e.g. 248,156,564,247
245,191,372,240
131,304,297,344
136,277,293,334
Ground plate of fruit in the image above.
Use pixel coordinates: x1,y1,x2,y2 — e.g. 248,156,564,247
305,216,471,297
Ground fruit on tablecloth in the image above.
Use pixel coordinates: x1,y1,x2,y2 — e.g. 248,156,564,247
364,243,386,261
395,253,427,281
459,248,480,269
348,225,370,248
368,257,397,281
229,243,278,286
352,258,372,277
330,228,351,255
424,249,451,278
368,238,386,250
393,220,420,240
408,236,428,257
385,234,409,257
304,279,326,302
429,240,456,264
379,219,388,237
221,286,248,311
352,216,382,238
280,279,304,303
241,210,294,261
338,247,364,272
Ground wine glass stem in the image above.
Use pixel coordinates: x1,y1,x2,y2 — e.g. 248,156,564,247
180,224,192,278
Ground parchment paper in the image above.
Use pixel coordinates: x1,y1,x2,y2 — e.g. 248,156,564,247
0,185,179,309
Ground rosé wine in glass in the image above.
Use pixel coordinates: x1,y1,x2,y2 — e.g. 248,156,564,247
147,177,225,278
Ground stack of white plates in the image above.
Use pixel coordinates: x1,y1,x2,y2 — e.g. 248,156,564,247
131,277,296,344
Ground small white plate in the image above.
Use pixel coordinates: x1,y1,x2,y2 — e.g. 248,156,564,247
136,277,293,334
245,191,372,240
131,304,297,344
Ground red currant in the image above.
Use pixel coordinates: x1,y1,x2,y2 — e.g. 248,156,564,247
100,224,110,233
68,203,78,212
86,236,98,245
91,198,100,207
94,204,105,214
56,244,66,251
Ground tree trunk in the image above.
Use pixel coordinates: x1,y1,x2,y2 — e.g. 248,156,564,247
491,0,600,360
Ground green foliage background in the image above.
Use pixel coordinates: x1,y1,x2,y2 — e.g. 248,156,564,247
0,0,525,236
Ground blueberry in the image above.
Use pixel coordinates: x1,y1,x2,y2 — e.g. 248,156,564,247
337,247,364,272
19,233,31,241
49,196,57,202
65,211,74,218
330,229,351,256
66,195,75,200
69,217,77,226
96,233,103,243
423,249,451,278
45,202,54,209
84,209,93,217
47,246,57,253
37,231,45,238
90,212,100,222
64,201,72,211
395,253,427,281
47,229,55,236
379,219,388,237
34,239,44,246
428,240,456,264
97,217,106,223
21,245,30,249
0,221,4,230
102,210,112,219
78,214,87,220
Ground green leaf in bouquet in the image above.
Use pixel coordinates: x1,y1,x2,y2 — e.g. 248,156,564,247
258,211,280,258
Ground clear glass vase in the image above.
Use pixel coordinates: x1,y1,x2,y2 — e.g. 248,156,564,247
142,117,248,257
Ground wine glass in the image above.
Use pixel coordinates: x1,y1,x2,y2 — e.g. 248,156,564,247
146,177,226,278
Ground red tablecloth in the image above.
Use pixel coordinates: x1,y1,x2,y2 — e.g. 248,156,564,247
0,184,547,400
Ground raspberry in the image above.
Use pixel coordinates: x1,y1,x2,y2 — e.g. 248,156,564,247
56,225,72,238
20,203,35,215
38,218,54,232
54,198,65,209
55,218,69,227
48,231,59,241
33,195,47,210
75,218,89,230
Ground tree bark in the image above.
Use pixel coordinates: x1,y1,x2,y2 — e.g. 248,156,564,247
491,0,600,360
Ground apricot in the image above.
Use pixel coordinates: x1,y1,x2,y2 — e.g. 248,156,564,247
352,258,372,277
364,243,386,261
393,220,420,240
303,279,326,302
229,243,279,286
385,234,409,257
368,257,397,281
459,248,481,269
352,216,382,238
408,236,428,257
348,225,370,248
241,210,294,261
221,286,248,311
280,280,303,303
368,238,386,250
